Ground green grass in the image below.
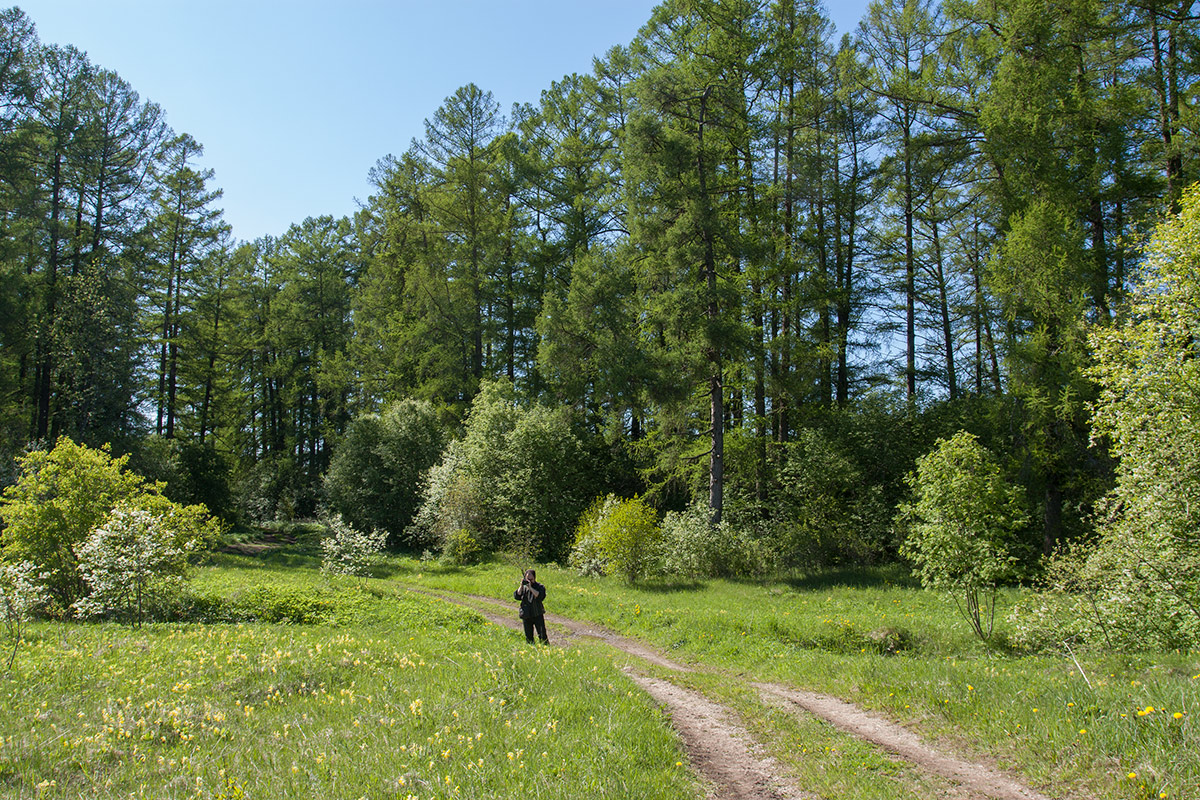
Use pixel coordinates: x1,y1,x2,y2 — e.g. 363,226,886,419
405,557,1200,800
5,539,1197,800
0,558,700,799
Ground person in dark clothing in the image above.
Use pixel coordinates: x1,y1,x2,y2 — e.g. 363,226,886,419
514,568,549,644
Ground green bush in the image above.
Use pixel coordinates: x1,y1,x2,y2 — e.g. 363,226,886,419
236,453,310,522
1061,184,1200,651
569,495,620,575
898,431,1026,642
409,442,485,551
572,494,662,583
412,381,594,561
773,428,887,569
232,586,337,625
439,528,482,566
324,399,445,548
0,438,221,611
660,502,774,578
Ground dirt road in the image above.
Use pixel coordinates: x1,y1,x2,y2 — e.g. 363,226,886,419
413,587,1056,800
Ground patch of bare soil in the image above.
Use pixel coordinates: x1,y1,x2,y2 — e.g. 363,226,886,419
413,586,1057,800
220,528,300,556
629,672,815,800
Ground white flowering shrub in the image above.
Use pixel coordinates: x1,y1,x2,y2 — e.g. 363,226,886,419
1,560,48,670
320,514,387,577
72,504,197,626
660,503,774,579
409,443,484,552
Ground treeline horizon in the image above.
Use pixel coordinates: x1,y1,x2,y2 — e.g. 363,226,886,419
1,0,1196,567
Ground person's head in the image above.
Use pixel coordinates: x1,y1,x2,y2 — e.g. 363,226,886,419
524,568,536,582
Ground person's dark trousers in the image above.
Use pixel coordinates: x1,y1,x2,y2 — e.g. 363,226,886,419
524,615,549,644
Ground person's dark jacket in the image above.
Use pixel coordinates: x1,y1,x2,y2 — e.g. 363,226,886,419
514,580,546,619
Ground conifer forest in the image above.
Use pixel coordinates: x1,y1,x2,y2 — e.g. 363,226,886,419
1,0,1198,595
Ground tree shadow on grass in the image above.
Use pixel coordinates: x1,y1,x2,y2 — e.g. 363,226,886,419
780,563,919,592
632,579,707,594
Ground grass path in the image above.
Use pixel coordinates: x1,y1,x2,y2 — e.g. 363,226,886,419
411,584,1056,800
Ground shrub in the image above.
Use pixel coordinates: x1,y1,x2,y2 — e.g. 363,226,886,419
72,503,200,625
660,503,773,578
1067,184,1200,651
320,514,387,577
570,495,621,575
898,431,1026,642
493,404,591,560
412,381,594,561
773,428,886,569
410,442,485,551
440,528,482,566
1010,520,1200,653
324,399,445,547
573,494,662,583
0,437,220,610
232,586,336,625
0,561,48,670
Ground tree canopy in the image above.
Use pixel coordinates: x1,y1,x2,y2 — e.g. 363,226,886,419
1,1,1198,586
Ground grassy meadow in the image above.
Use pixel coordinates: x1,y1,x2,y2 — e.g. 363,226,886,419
1,532,1196,800
408,559,1200,800
0,547,699,799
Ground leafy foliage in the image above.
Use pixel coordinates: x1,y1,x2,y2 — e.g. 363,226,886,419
440,528,483,567
0,438,220,612
572,494,662,583
773,428,889,570
659,502,773,579
319,514,387,577
1030,182,1200,651
411,381,593,560
130,435,236,523
899,431,1027,641
72,504,199,625
324,399,445,547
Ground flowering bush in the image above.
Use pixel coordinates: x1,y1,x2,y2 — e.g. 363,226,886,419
660,503,774,579
410,443,485,552
0,560,48,670
1,438,149,608
72,504,199,625
320,514,387,577
1,437,221,611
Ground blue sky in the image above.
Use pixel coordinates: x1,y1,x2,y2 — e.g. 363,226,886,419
16,1,872,243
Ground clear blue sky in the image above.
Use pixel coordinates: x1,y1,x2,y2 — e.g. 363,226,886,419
16,1,872,243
